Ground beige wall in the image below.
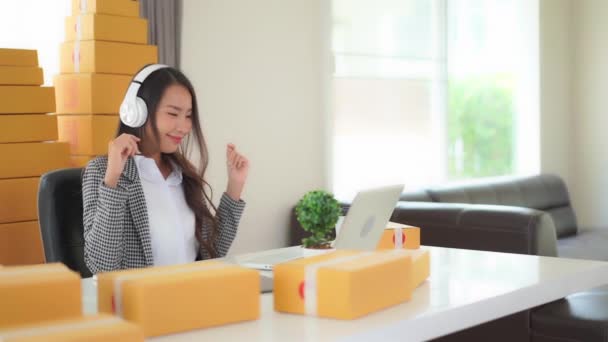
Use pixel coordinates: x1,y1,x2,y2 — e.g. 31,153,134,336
570,0,608,229
539,0,573,188
180,0,328,253
540,0,608,229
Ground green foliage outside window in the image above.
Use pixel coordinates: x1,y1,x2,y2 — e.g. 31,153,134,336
447,74,515,179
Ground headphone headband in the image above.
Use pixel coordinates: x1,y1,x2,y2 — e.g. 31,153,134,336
119,64,170,128
133,64,169,83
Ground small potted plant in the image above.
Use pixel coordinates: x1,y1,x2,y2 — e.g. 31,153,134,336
295,190,342,257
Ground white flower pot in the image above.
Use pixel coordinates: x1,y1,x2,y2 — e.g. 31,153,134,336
301,246,336,258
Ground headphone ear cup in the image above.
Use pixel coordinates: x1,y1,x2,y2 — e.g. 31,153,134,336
120,97,148,128
119,99,134,127
120,64,168,127
133,97,148,127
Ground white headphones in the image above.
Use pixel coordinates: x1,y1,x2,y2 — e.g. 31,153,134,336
119,64,170,128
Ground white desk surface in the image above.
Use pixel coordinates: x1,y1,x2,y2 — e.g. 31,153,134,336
81,246,608,342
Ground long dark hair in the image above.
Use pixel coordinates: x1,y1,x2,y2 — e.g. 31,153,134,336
117,65,219,258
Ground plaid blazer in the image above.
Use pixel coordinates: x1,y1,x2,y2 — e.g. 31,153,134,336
82,156,245,274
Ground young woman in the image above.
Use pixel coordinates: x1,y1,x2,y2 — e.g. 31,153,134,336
82,64,249,274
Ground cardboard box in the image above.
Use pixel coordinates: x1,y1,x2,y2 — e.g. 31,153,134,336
0,221,44,265
69,155,94,168
0,66,43,85
0,86,55,114
0,177,39,224
0,115,57,143
0,263,81,328
0,142,70,179
274,250,413,319
54,73,131,114
66,14,147,44
72,0,140,17
0,315,144,341
407,249,430,291
0,49,38,67
60,40,157,75
97,261,260,337
377,222,421,250
57,115,118,155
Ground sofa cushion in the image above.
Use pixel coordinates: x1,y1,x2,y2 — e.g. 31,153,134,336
399,189,433,202
426,174,577,237
558,230,608,261
547,206,578,238
391,202,558,257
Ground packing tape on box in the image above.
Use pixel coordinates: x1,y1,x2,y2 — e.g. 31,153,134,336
112,263,228,317
73,13,82,72
73,41,80,72
75,15,82,40
79,0,87,13
0,317,121,340
394,228,403,249
304,252,374,315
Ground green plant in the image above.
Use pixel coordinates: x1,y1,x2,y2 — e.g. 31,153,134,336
295,190,341,248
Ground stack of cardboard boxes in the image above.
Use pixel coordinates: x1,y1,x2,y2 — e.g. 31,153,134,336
55,0,157,167
0,48,70,265
0,263,144,340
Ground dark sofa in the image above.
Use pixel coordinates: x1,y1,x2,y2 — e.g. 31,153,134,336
394,174,608,261
289,174,608,341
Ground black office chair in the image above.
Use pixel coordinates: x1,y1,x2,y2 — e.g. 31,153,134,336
38,168,92,278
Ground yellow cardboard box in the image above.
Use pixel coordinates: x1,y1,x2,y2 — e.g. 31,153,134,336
0,86,55,114
0,177,39,224
274,250,413,319
0,263,81,328
57,115,118,155
0,115,57,143
97,261,260,337
72,0,140,17
69,155,94,168
0,49,37,67
54,73,131,114
0,315,144,342
0,66,43,86
60,41,157,75
377,222,421,250
66,14,147,44
0,221,44,265
406,249,430,291
0,142,70,179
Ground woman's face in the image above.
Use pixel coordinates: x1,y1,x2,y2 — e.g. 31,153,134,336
145,84,193,154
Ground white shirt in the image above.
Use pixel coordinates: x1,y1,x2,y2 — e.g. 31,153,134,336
133,155,198,266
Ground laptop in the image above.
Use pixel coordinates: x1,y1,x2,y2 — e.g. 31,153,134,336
238,184,404,271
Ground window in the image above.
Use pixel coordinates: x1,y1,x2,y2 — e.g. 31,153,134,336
0,0,72,85
331,0,539,200
447,0,539,180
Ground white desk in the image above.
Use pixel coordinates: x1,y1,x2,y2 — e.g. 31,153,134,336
81,246,608,341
